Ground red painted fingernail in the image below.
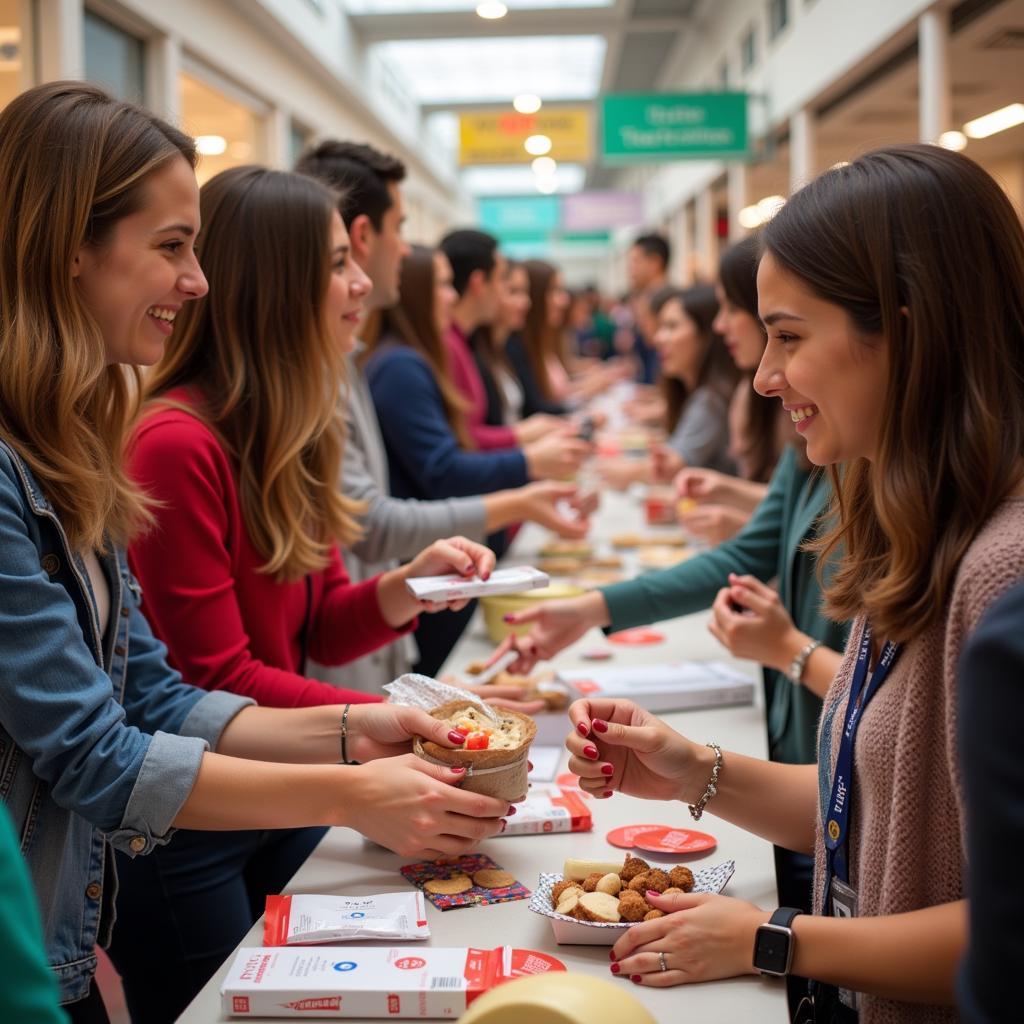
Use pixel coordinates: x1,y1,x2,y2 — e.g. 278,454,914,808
577,722,589,736
584,744,599,758
592,719,608,733
464,563,474,574
610,963,621,974
500,819,507,832
602,789,614,798
503,614,515,623
631,975,642,984
527,761,534,771
450,766,466,774
506,805,517,815
646,890,659,899
448,730,467,744
609,951,616,962
601,763,614,776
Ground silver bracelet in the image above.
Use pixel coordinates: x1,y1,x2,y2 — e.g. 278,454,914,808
688,743,722,821
787,639,821,685
340,704,359,765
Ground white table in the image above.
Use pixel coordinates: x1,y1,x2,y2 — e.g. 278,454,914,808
178,489,788,1023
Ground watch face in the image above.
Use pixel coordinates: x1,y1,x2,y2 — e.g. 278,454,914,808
754,926,790,974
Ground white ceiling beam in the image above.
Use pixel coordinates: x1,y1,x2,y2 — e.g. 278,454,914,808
352,11,689,43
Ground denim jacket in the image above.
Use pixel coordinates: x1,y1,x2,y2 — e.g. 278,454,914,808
0,439,252,1004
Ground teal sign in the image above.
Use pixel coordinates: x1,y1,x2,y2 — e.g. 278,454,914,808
477,197,560,237
602,92,748,162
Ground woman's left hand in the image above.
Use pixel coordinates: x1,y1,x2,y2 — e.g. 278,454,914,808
707,573,802,671
345,703,471,762
610,891,768,986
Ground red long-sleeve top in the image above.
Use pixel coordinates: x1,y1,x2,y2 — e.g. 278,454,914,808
444,323,519,451
127,396,411,707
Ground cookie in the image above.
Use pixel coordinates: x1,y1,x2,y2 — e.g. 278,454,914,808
424,874,472,895
472,869,516,889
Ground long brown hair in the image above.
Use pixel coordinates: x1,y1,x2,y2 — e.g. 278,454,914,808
0,81,195,551
652,285,738,433
718,235,781,482
145,166,363,582
370,245,474,448
522,259,566,400
765,144,1024,642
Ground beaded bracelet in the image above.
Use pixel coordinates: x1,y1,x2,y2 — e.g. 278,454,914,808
688,742,722,821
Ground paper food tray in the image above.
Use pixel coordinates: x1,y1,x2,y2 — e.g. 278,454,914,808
528,861,735,945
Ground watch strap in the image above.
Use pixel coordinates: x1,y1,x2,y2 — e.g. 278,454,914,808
769,907,802,929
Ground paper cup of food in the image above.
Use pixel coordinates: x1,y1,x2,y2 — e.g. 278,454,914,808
413,701,537,803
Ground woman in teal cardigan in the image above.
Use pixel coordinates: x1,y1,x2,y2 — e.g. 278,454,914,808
496,442,849,916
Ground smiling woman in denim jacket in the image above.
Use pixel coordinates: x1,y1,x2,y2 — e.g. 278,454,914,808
0,82,508,1024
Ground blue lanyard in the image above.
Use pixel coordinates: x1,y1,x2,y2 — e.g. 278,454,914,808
822,622,902,912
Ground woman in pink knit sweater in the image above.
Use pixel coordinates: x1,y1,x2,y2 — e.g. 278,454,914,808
564,144,1024,1024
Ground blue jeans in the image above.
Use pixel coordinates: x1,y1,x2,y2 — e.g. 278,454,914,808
107,826,326,1024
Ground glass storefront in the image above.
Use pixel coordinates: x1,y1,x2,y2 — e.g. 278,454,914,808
180,69,261,184
84,10,144,103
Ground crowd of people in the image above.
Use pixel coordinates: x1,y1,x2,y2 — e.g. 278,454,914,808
0,79,1020,1024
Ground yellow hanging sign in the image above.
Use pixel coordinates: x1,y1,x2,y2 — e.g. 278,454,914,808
459,108,592,165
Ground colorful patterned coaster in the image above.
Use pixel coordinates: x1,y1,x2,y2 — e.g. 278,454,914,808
400,853,531,912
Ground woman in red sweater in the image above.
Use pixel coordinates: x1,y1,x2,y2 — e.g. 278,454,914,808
109,166,510,1022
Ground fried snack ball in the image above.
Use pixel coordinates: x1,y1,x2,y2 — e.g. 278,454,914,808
669,866,695,892
662,887,683,896
617,890,649,922
551,880,582,908
620,856,650,882
643,909,665,921
582,872,604,893
627,868,670,893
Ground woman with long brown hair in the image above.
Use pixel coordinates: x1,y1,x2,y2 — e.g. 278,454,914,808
112,166,514,1021
0,83,508,1024
563,145,1024,1021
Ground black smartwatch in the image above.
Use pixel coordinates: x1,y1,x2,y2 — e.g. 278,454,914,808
752,907,802,976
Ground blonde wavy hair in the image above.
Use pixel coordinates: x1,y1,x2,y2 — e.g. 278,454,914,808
144,166,364,583
0,81,196,551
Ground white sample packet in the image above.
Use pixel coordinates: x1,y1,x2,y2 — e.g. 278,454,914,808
263,892,428,945
404,566,549,603
383,673,503,725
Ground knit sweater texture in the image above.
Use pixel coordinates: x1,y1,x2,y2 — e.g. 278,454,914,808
814,497,1024,1023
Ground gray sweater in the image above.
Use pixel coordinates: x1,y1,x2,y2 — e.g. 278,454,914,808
667,384,737,475
309,355,488,694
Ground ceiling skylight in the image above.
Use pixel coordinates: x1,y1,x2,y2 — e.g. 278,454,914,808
372,35,606,104
345,1,613,12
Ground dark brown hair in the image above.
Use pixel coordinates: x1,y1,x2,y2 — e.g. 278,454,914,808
145,166,364,581
717,234,781,482
522,259,567,401
764,143,1024,642
370,245,474,448
0,80,195,551
652,285,738,434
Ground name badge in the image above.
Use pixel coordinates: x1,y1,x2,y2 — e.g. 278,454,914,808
830,876,860,1010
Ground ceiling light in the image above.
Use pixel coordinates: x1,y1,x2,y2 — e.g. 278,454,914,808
756,195,786,220
963,103,1024,139
195,135,227,156
738,204,764,230
524,134,552,156
531,156,557,176
938,130,967,152
514,94,542,114
476,1,508,18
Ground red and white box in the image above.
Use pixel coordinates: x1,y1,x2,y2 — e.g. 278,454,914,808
220,945,564,1018
404,566,549,603
494,783,591,836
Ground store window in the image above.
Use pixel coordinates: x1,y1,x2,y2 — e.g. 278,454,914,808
768,0,789,40
290,119,312,167
0,0,32,110
84,10,145,103
740,25,757,73
180,69,261,185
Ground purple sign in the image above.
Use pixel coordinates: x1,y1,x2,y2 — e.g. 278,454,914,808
562,191,645,232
